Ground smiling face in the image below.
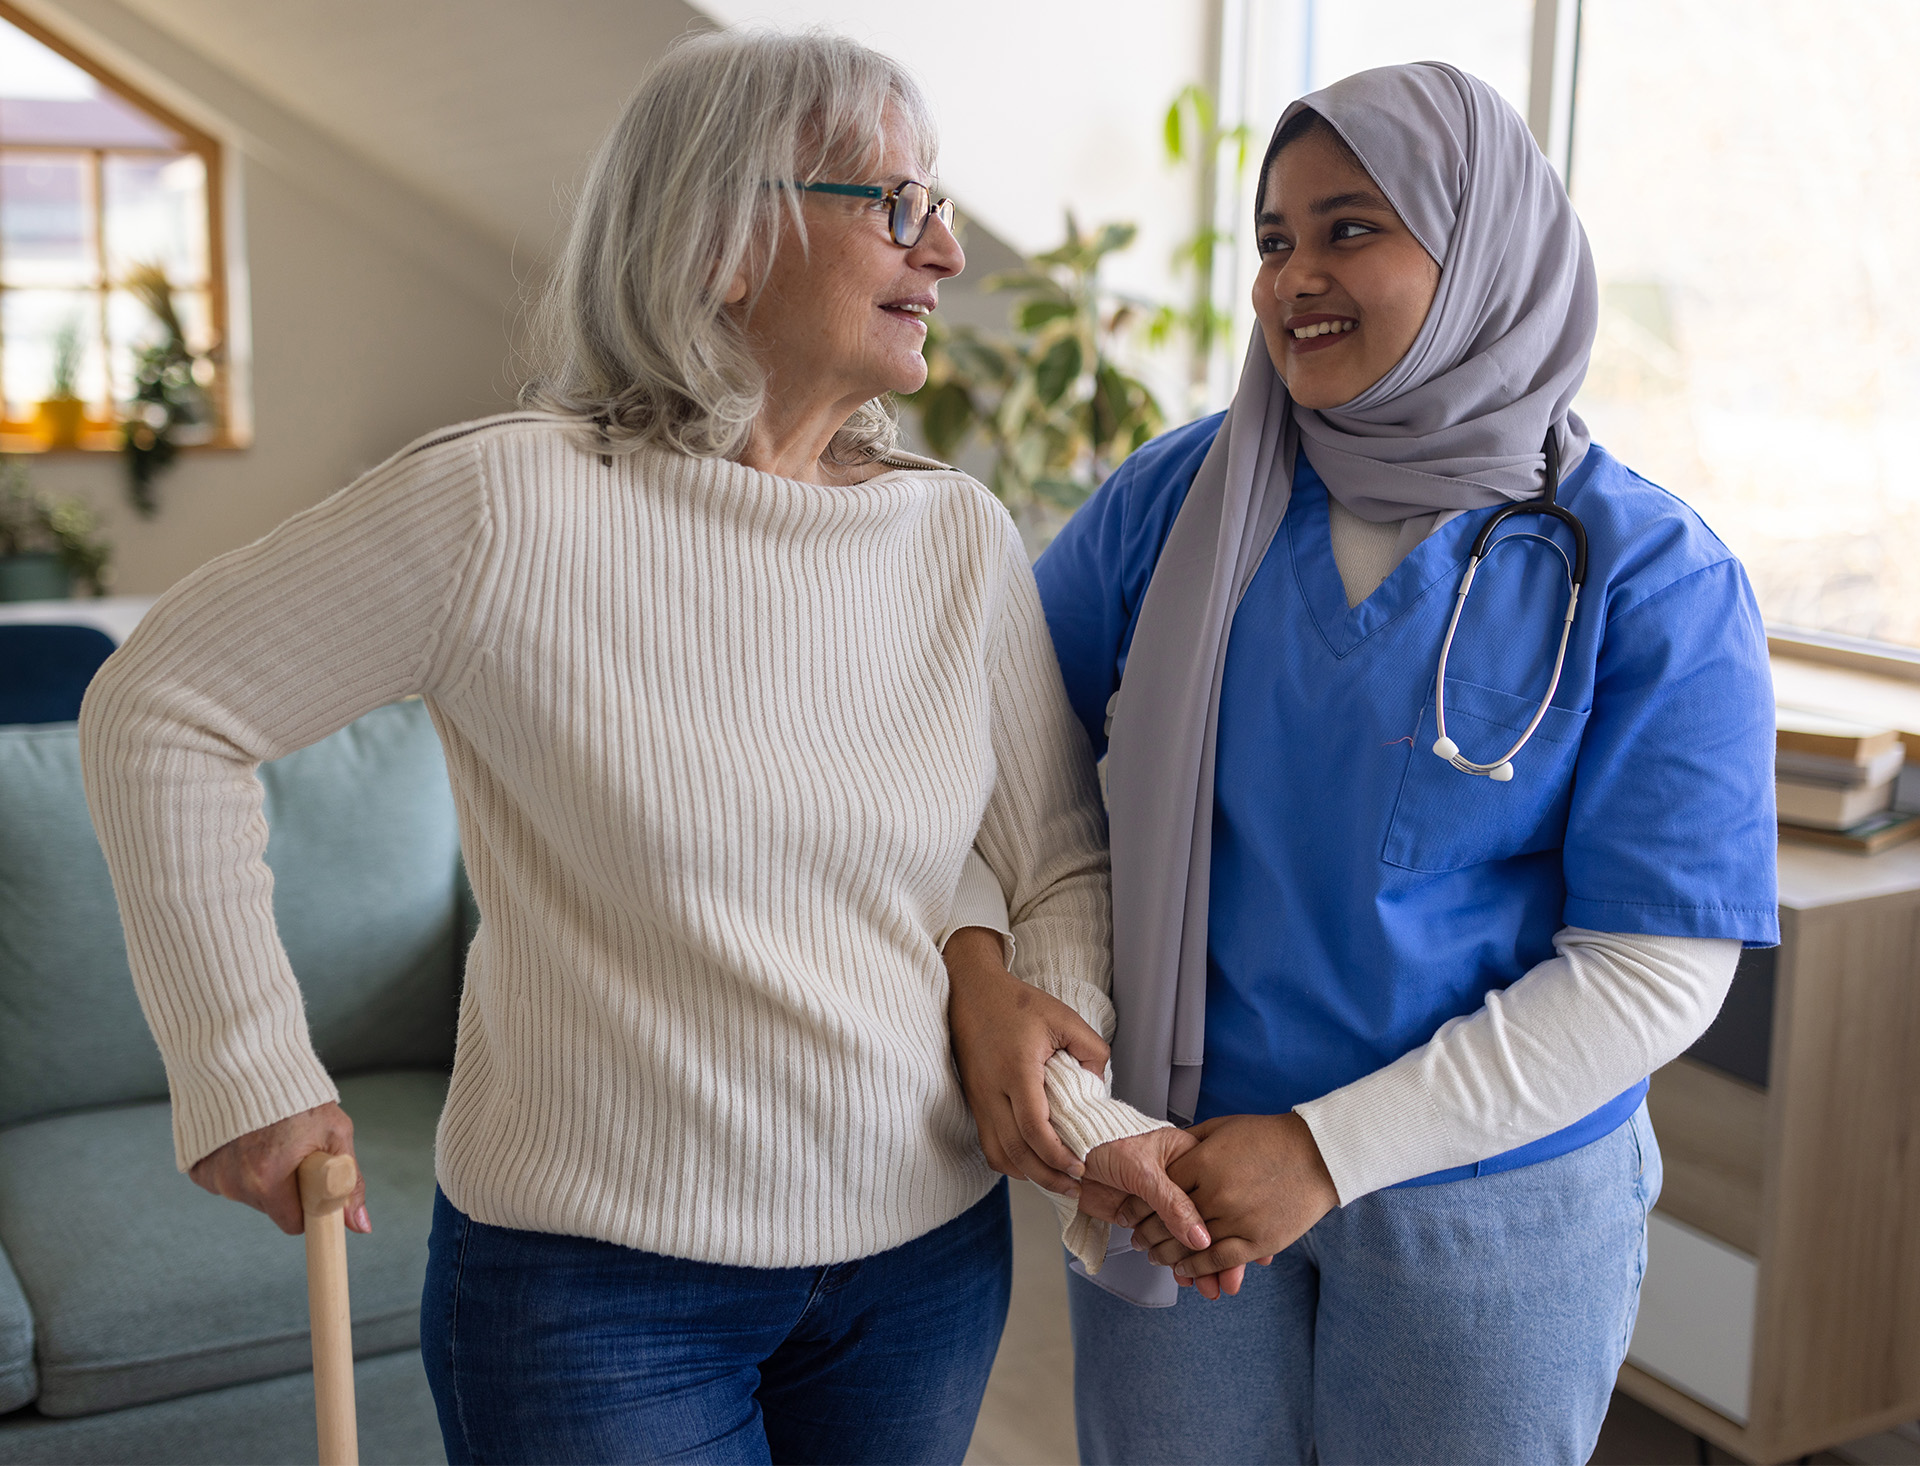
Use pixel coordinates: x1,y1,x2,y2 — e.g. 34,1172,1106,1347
1252,122,1441,410
736,116,963,422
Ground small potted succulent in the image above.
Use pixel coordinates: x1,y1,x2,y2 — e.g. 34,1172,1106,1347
0,457,111,601
36,319,87,450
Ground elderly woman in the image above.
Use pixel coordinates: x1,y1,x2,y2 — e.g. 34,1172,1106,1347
79,30,1196,1466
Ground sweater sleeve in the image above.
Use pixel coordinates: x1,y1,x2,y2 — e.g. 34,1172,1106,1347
1295,927,1738,1204
973,539,1167,1268
974,539,1115,1031
79,436,491,1171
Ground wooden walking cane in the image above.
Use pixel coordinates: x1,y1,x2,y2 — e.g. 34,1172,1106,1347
297,1153,360,1466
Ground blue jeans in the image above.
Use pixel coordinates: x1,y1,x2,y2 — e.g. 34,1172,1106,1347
421,1180,1011,1464
1070,1103,1661,1466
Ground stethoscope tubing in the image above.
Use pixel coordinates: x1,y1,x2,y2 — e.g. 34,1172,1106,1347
1430,428,1589,781
1434,562,1580,777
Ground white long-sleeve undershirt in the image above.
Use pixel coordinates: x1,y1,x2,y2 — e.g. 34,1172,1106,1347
946,855,1736,1204
1294,927,1736,1201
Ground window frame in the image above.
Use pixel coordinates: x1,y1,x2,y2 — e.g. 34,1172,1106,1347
0,0,237,453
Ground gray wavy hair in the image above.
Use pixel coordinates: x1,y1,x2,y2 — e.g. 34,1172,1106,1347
523,28,938,462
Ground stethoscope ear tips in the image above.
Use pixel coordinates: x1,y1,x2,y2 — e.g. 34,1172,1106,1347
1432,736,1459,760
1489,762,1514,782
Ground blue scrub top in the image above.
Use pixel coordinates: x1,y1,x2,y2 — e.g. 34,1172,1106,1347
1035,415,1779,1183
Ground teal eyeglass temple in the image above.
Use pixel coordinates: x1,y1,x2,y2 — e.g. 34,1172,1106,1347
782,180,956,247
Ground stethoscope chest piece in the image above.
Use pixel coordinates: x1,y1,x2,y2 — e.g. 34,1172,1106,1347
1429,429,1588,782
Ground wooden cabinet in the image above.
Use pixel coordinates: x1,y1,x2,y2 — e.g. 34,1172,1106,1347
1619,841,1920,1463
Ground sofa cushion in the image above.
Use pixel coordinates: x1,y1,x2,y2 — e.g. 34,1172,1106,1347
0,1070,445,1418
0,700,459,1127
0,1247,31,1414
0,1347,445,1465
0,726,168,1126
257,701,462,1076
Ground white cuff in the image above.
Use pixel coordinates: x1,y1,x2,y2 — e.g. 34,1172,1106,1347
1294,1053,1454,1207
938,847,1015,968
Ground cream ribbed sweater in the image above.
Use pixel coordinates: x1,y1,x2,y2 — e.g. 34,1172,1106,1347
80,413,1157,1269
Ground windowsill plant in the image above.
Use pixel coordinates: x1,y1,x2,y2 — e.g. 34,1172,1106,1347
35,319,87,451
122,263,216,517
0,458,112,601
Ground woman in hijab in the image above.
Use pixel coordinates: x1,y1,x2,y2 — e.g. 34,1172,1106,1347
946,61,1776,1464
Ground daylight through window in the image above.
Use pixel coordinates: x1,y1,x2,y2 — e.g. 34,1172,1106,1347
0,6,225,451
1570,0,1920,650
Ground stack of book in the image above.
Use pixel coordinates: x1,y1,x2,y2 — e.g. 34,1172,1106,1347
1775,707,1920,853
1898,742,1920,817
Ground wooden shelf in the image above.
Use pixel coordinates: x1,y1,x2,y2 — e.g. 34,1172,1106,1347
1621,847,1920,1463
1646,1058,1764,1255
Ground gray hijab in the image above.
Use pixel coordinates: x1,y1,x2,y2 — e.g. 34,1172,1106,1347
1102,61,1599,1136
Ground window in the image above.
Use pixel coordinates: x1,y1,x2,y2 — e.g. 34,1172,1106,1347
1569,0,1920,650
1301,0,1536,117
0,4,228,451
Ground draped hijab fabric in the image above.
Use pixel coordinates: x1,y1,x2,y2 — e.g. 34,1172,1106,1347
1102,62,1600,1142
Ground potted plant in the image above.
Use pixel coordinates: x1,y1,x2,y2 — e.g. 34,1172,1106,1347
901,215,1164,544
0,457,112,601
35,318,87,450
122,263,215,516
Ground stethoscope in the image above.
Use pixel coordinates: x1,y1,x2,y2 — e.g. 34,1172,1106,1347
1430,429,1588,782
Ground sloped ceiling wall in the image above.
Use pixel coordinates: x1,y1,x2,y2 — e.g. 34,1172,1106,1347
109,0,1201,309
111,0,713,270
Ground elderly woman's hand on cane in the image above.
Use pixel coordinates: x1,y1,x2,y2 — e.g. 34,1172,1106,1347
188,1101,371,1235
191,1102,366,1465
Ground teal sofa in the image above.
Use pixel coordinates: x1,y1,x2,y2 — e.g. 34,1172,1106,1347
0,701,464,1464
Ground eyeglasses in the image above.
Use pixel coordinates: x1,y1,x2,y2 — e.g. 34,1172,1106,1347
786,180,956,248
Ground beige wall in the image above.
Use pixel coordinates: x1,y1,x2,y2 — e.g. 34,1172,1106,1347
12,0,532,597
29,158,517,597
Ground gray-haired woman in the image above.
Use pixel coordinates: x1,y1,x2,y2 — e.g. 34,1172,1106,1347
79,28,1201,1466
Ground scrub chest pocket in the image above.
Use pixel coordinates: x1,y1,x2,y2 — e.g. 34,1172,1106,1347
1383,677,1589,873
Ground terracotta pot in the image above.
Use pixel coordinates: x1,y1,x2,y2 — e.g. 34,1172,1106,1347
0,553,72,602
34,398,86,450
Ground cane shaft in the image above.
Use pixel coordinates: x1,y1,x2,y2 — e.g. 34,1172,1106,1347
298,1153,359,1466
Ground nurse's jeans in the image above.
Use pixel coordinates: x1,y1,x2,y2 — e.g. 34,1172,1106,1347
1069,1103,1661,1466
421,1178,1011,1465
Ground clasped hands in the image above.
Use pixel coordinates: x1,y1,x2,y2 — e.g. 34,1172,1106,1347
945,929,1338,1300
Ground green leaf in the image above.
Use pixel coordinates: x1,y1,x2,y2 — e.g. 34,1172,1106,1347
949,335,1012,385
1185,85,1215,138
921,381,974,459
1033,476,1096,509
1012,430,1050,481
1017,299,1078,332
1093,222,1138,257
1163,100,1183,162
996,372,1036,436
1225,122,1255,177
1033,336,1082,406
983,269,1059,296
